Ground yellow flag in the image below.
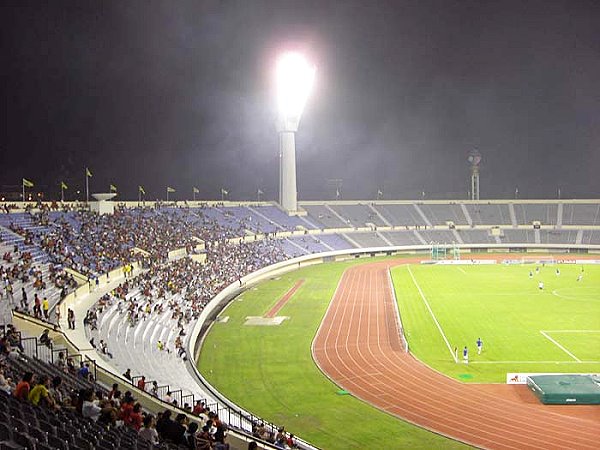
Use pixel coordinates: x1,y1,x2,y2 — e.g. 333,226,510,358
110,184,117,192
193,187,199,194
138,185,146,195
22,178,34,188
86,168,93,177
61,181,68,190
167,186,176,193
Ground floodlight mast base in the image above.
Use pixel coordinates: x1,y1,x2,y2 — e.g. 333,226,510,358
279,130,298,213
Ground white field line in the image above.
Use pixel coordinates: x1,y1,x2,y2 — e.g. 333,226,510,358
406,266,456,362
455,266,468,275
470,360,600,364
540,331,581,362
542,330,600,333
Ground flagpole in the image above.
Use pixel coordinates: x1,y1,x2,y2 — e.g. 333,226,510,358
221,190,224,202
22,181,25,205
166,187,169,203
193,189,196,202
85,170,89,204
138,189,141,204
61,185,64,202
257,189,261,202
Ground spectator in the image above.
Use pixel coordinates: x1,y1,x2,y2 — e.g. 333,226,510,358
39,329,52,348
67,308,76,329
28,375,54,408
126,403,143,431
14,371,34,400
185,421,199,449
81,390,102,421
162,412,187,445
139,414,160,446
108,383,119,400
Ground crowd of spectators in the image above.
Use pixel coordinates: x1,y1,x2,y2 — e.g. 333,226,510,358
1,323,264,449
87,236,286,360
6,205,281,278
2,204,300,448
1,240,77,322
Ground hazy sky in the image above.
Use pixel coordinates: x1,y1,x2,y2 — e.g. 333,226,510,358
1,0,599,200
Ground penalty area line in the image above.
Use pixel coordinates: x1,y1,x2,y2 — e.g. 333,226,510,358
540,331,581,362
406,266,456,362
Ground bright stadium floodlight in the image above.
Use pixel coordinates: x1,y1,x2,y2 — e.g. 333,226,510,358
276,52,315,213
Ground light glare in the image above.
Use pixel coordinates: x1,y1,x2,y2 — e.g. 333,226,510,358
276,52,315,121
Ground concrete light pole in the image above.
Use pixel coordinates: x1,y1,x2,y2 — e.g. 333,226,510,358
276,52,315,213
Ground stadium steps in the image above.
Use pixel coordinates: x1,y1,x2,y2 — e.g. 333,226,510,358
284,238,310,254
376,231,394,246
460,203,473,226
451,229,464,244
324,204,350,226
412,204,432,227
315,237,335,251
368,204,392,227
246,206,284,231
297,214,321,230
340,233,361,248
413,229,427,245
576,229,583,244
534,228,541,244
508,204,518,227
557,203,564,227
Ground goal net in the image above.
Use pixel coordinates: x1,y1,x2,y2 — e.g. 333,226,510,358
520,256,557,265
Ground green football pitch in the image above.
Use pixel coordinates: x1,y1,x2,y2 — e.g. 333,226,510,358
391,262,600,382
198,258,600,449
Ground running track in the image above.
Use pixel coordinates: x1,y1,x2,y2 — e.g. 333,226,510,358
312,259,599,449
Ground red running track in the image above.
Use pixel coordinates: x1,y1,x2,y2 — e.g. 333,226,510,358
312,260,599,450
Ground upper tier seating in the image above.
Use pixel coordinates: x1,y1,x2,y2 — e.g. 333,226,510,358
513,203,558,225
464,204,511,225
372,204,427,227
418,204,468,226
562,203,600,225
328,204,388,227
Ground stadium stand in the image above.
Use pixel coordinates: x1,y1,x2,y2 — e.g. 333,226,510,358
341,232,388,248
418,203,468,226
562,203,600,225
372,203,427,227
328,204,387,227
301,204,349,228
513,203,558,225
464,203,511,226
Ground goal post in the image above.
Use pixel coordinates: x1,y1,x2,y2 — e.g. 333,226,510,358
520,255,557,265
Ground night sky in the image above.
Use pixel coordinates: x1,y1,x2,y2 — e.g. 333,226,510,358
1,1,599,201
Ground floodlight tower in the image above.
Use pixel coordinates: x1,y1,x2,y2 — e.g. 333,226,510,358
467,150,482,200
276,52,315,213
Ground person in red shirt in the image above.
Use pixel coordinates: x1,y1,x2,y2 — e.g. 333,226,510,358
126,403,143,431
192,400,205,416
14,372,34,400
137,376,146,391
120,397,134,424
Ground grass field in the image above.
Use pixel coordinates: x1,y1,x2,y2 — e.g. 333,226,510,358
198,257,600,449
391,262,600,382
